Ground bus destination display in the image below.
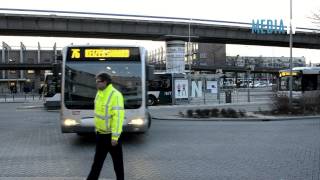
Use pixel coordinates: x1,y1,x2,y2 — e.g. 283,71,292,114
69,47,132,60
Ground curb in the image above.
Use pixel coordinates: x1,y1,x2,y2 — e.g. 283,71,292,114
152,116,266,121
151,115,320,121
149,102,272,110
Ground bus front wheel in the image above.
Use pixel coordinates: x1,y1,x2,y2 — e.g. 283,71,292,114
148,95,157,106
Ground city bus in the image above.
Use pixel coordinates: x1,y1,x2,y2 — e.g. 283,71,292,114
43,72,54,97
147,72,173,105
43,71,61,97
278,67,320,97
61,45,151,134
43,64,62,109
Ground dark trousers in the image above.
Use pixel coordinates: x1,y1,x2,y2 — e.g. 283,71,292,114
87,133,124,180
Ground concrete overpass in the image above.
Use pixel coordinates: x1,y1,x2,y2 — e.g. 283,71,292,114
0,9,320,49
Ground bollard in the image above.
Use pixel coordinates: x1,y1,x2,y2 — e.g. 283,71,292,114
203,77,206,105
187,75,191,105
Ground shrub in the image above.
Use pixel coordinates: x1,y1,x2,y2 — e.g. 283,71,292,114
301,91,320,114
202,109,210,118
195,109,202,117
272,93,291,114
220,108,228,117
272,91,320,115
211,108,219,117
186,110,193,118
227,108,238,118
238,109,246,117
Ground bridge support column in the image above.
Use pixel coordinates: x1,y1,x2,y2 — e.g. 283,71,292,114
2,42,11,80
20,42,26,80
37,42,41,64
53,43,57,64
1,46,4,79
166,40,185,73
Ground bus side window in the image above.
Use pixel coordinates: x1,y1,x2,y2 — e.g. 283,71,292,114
160,79,171,91
165,79,171,88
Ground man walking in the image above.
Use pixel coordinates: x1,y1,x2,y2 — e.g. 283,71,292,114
87,72,125,180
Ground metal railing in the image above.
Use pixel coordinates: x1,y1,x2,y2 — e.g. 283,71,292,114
0,92,42,102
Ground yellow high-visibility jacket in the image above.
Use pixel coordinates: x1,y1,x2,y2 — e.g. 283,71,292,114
94,84,125,141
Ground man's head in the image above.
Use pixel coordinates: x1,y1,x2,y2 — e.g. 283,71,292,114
95,72,112,90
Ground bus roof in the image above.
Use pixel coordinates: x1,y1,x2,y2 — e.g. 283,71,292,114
280,67,320,74
64,44,143,48
154,71,186,75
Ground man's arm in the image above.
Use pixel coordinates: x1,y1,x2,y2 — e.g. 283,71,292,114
111,93,125,141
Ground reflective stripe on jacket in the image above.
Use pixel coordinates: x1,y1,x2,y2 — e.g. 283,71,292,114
94,84,125,141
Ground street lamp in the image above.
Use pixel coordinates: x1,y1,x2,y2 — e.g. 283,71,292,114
188,18,192,74
246,65,254,102
289,0,293,106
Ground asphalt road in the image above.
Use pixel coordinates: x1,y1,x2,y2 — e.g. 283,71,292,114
0,102,319,180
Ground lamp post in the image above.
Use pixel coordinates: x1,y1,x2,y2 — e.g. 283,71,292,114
289,0,293,106
188,18,192,74
247,68,250,102
246,65,254,103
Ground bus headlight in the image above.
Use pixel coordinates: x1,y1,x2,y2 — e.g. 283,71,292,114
128,118,144,125
64,119,79,126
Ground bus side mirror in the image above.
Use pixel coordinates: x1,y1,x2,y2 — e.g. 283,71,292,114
147,65,155,81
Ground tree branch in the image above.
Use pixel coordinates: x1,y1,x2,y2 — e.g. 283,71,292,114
309,10,320,26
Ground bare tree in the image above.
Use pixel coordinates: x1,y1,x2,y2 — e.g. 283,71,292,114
310,10,320,27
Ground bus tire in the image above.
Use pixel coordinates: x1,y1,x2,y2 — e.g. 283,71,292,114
77,132,87,136
148,95,157,106
148,113,152,128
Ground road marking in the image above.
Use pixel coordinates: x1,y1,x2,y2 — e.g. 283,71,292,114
16,105,44,109
15,109,44,112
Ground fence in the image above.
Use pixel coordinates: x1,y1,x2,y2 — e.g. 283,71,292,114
0,92,43,102
171,74,274,105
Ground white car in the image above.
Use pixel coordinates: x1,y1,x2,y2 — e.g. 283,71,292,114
253,83,266,88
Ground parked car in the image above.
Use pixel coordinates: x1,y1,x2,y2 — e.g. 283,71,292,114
254,83,266,88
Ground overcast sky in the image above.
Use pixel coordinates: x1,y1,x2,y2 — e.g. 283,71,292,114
1,0,320,63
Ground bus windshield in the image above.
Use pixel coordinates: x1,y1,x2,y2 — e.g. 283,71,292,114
279,76,302,91
64,61,142,109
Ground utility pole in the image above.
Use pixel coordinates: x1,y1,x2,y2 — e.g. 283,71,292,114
188,18,192,74
289,0,293,107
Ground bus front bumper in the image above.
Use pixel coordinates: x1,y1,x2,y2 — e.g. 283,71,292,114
61,117,150,133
